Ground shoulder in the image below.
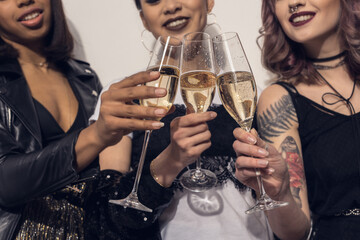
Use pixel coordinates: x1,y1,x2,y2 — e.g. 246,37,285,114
72,58,91,66
256,83,300,146
68,58,101,86
257,83,299,126
257,83,293,113
68,58,94,73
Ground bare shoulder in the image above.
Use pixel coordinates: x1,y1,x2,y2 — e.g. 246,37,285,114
258,84,290,111
256,83,299,143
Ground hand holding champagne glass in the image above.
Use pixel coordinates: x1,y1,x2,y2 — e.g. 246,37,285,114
179,32,217,192
213,32,288,214
109,36,181,212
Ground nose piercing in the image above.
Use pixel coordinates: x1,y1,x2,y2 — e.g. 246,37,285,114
289,6,298,14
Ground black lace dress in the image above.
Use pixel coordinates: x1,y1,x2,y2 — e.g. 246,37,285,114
277,82,360,240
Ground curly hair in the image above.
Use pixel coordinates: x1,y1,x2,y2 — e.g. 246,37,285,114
259,0,360,84
0,0,74,63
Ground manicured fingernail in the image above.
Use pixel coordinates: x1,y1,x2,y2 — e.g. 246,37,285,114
258,148,269,156
210,112,217,118
248,136,257,144
258,159,268,167
266,168,275,174
155,108,167,115
150,71,159,78
152,122,164,128
155,88,166,96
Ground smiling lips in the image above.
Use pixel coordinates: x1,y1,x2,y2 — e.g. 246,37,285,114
289,12,315,27
18,9,44,28
164,17,189,31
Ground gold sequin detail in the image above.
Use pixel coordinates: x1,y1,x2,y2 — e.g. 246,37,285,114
15,183,87,240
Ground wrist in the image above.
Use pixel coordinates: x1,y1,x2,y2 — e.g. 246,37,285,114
150,160,168,188
150,149,186,188
85,123,108,149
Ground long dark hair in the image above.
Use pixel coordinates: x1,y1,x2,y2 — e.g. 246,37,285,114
0,0,74,63
134,0,141,10
259,0,360,84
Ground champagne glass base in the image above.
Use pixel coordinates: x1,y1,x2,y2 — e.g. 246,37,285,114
245,194,288,214
109,193,153,213
180,169,217,193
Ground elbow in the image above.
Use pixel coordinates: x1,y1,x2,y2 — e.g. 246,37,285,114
0,175,26,208
0,180,25,208
278,225,311,240
0,192,19,208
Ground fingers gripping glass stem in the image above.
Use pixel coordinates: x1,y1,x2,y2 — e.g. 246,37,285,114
109,36,181,212
245,141,289,214
213,32,288,214
179,32,217,192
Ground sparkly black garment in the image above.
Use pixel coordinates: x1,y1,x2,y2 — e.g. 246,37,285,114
276,82,360,239
15,183,89,240
132,104,247,191
84,169,173,240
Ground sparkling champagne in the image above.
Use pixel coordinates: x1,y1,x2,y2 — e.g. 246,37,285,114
217,71,257,130
180,70,216,113
140,66,179,118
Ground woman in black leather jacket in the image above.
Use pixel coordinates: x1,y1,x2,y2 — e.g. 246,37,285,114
0,0,176,239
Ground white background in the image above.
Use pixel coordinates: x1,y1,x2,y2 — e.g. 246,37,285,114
62,0,273,95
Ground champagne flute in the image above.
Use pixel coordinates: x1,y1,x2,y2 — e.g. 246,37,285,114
179,32,217,192
109,36,181,212
213,32,288,214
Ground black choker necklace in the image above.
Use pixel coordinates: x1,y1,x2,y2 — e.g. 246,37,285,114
308,51,346,63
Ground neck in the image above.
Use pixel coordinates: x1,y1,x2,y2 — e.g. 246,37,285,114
2,37,47,66
17,45,48,68
303,32,343,61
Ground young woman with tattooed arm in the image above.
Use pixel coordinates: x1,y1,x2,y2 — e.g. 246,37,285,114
233,0,360,239
234,85,311,240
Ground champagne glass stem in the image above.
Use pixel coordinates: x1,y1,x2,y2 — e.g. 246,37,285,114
192,158,206,180
131,129,152,194
109,130,153,213
255,169,267,201
244,129,289,214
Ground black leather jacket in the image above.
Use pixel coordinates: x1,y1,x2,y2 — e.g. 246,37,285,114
0,58,102,239
0,58,174,240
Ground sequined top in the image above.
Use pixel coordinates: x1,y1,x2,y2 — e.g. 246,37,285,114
15,183,88,240
84,169,174,240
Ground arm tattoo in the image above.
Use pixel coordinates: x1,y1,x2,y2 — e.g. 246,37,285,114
280,136,305,208
257,95,297,143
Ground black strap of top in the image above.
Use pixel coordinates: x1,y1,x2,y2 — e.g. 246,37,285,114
275,81,300,95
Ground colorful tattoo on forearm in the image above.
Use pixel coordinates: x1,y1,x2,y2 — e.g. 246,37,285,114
280,136,304,208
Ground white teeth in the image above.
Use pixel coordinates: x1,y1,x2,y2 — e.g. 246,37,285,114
293,15,312,23
22,12,40,21
167,19,187,28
